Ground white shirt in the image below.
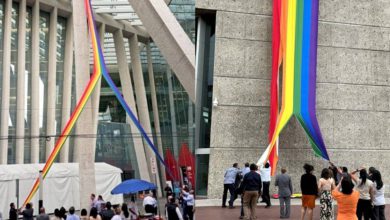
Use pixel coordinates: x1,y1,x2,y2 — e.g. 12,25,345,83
355,179,373,200
111,215,121,220
182,192,195,206
241,167,250,176
143,196,157,207
260,167,271,182
224,167,239,184
373,183,385,206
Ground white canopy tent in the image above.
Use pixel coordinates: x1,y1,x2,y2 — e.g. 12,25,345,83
0,163,123,217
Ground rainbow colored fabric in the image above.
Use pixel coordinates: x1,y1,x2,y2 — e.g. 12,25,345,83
259,0,329,170
22,0,170,206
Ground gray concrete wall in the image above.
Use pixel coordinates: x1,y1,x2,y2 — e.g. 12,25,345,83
196,0,390,198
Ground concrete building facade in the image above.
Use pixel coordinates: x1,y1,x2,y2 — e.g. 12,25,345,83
195,0,390,198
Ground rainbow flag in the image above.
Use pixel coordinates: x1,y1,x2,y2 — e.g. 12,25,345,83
22,0,171,207
258,0,329,170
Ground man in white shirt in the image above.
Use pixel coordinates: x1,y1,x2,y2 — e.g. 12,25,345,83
143,193,157,214
260,162,272,207
65,207,80,220
222,163,240,208
182,189,195,220
242,163,250,177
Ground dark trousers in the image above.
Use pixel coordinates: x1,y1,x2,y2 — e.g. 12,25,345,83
357,199,372,220
372,205,386,220
144,204,157,214
240,195,244,217
183,205,194,220
222,183,236,207
262,181,271,206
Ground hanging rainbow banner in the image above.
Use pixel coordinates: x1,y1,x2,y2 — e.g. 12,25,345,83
22,0,171,207
258,0,329,170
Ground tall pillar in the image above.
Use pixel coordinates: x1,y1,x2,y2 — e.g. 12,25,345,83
45,7,58,160
15,0,27,164
30,0,40,163
113,30,150,181
167,68,179,158
0,0,13,164
147,43,166,185
60,16,74,163
129,34,161,195
72,0,96,209
90,24,105,160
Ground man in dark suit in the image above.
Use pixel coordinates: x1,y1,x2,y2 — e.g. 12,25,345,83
275,167,293,219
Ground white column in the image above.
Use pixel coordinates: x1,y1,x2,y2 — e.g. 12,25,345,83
60,16,74,163
167,68,179,158
15,0,27,164
0,0,13,164
129,34,161,194
147,42,166,185
45,7,58,160
30,0,40,163
113,30,150,181
90,24,105,159
72,0,96,209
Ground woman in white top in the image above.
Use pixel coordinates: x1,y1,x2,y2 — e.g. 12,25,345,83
351,168,374,220
371,170,386,220
318,168,336,220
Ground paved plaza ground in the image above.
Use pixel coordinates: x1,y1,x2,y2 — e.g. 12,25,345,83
196,199,390,220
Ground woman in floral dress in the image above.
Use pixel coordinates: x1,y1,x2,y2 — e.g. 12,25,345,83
318,168,336,220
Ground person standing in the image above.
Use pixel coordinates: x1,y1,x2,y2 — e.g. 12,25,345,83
182,189,195,220
241,164,262,220
37,207,50,220
143,193,158,215
275,167,293,219
111,206,122,220
9,203,18,220
165,197,183,220
90,194,98,210
300,164,318,220
222,163,240,208
351,168,374,220
260,162,272,208
318,168,336,220
80,209,88,220
371,170,386,220
21,203,34,220
332,176,360,220
66,207,80,220
100,202,115,220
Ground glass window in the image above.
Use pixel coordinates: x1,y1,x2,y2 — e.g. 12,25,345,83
24,7,32,163
38,11,49,163
55,17,66,144
7,2,19,164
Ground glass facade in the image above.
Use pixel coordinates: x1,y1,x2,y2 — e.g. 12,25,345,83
0,2,68,164
7,3,19,164
38,11,49,163
24,7,32,163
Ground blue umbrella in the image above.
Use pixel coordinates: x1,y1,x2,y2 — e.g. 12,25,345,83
111,179,157,194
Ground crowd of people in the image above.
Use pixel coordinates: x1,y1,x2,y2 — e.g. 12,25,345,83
222,161,386,220
3,188,194,220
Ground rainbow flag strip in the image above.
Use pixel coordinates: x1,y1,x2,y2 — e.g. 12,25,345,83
23,0,170,207
258,0,329,168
